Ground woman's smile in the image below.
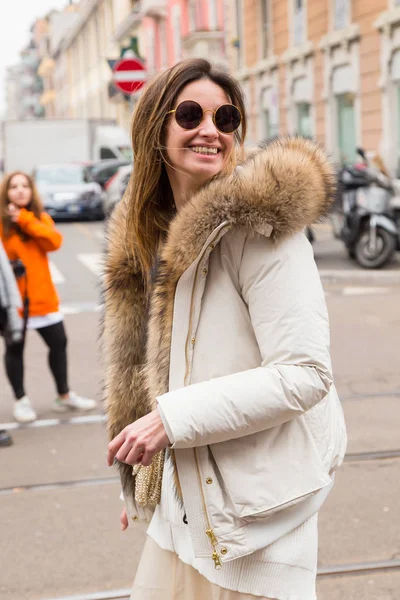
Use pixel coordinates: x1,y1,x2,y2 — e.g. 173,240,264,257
164,79,234,208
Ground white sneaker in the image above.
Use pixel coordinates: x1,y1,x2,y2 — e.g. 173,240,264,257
13,396,37,423
53,391,96,413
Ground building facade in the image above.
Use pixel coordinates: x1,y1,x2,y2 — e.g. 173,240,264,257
5,20,47,121
228,0,400,174
38,5,80,118
112,0,226,127
6,0,227,132
58,0,127,125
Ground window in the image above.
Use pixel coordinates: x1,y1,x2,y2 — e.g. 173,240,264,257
260,0,269,58
396,87,400,172
100,147,117,160
208,0,218,30
172,4,182,61
35,164,89,184
296,103,312,138
188,0,196,32
293,0,305,46
334,0,349,30
147,27,155,72
261,88,279,140
235,0,244,69
159,20,167,69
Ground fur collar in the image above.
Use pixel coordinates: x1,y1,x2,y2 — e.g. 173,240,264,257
103,137,336,504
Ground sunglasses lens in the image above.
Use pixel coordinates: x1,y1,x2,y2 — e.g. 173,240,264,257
175,101,203,130
215,105,241,133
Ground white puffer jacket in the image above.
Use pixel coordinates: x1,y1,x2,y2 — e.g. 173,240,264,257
104,137,347,568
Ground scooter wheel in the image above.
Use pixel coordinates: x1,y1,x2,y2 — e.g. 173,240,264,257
355,226,396,269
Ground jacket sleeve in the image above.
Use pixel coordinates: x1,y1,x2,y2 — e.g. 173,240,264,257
156,231,333,449
16,209,63,252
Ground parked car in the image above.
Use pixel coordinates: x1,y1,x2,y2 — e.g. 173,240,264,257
102,163,132,218
33,163,104,220
87,158,131,190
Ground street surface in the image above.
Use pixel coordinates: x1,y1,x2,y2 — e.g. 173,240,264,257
1,221,400,599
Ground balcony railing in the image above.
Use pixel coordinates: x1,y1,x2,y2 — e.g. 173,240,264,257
182,30,225,63
141,0,167,16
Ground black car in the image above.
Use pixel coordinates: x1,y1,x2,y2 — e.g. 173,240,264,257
87,159,131,190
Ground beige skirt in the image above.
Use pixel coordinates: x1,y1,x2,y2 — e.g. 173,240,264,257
131,535,274,600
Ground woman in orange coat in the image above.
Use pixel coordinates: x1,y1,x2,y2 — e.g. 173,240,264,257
0,171,96,423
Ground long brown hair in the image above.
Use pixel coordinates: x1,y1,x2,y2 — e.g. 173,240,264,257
126,58,247,279
0,171,44,238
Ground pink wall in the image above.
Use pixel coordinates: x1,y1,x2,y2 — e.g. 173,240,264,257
142,0,225,72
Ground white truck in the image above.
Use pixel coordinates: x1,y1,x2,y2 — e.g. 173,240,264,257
2,118,132,173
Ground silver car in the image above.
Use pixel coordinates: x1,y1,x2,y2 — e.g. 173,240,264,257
34,163,104,220
102,163,132,218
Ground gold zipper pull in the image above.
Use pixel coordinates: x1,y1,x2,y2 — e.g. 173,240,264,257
212,550,222,570
205,528,218,546
206,529,222,569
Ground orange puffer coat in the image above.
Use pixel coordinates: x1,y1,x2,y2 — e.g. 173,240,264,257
0,209,63,317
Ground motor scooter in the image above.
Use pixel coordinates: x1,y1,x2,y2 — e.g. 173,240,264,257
333,148,397,268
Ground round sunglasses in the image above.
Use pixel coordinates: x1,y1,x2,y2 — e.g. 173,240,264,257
167,100,242,134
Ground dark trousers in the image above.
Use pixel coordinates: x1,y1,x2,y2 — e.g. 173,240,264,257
4,321,69,400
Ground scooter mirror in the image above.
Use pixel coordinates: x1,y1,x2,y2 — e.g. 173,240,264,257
356,147,366,160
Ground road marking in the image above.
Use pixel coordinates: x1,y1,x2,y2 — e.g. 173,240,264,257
0,413,106,431
77,252,103,277
319,269,400,283
341,286,390,296
49,261,65,284
342,391,400,400
94,230,106,242
60,302,101,315
0,476,119,496
318,558,400,577
345,449,400,462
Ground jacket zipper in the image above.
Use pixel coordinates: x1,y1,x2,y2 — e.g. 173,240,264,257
184,224,230,569
194,449,222,570
184,223,230,386
183,256,202,386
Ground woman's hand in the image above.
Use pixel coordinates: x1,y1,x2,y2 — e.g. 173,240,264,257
7,204,20,223
107,408,170,468
120,507,128,531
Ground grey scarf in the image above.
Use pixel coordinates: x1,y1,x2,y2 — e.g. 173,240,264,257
0,240,23,344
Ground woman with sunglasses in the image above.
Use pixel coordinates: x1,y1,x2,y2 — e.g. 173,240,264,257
104,59,346,600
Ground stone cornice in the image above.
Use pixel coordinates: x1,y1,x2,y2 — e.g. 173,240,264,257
375,7,400,31
281,41,314,64
319,23,360,51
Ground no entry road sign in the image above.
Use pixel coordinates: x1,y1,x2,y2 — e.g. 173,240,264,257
113,58,146,94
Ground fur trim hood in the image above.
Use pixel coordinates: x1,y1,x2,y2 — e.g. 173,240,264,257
103,137,336,504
